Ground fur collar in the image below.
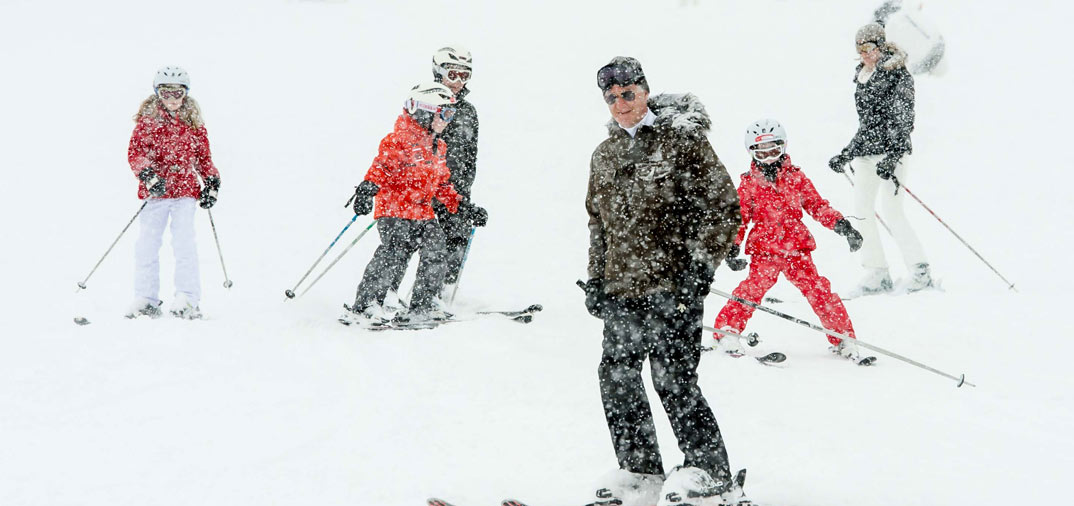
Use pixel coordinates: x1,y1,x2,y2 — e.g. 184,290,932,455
605,93,711,139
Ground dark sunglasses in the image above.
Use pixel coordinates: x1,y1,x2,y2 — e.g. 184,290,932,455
157,87,186,99
603,90,637,105
597,62,644,90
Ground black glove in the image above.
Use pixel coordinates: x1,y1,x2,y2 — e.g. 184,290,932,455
876,153,901,180
828,153,851,173
582,278,609,318
467,204,488,227
724,244,748,271
834,218,863,252
679,260,716,300
350,180,379,216
138,168,166,197
199,176,220,209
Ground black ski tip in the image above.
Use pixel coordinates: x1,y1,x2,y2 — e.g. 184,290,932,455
513,314,534,324
502,500,529,506
427,499,455,506
73,317,90,326
735,468,747,487
525,303,543,313
858,356,878,366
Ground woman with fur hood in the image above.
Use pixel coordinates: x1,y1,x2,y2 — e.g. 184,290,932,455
829,22,933,297
126,66,221,320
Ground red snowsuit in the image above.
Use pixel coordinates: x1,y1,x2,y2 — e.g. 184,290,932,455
714,156,855,345
364,114,460,220
128,104,219,200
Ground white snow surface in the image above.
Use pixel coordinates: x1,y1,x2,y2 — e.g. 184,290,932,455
2,1,1072,505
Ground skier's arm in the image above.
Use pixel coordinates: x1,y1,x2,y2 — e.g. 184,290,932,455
734,179,751,246
889,71,915,154
586,154,607,280
127,120,154,177
687,140,741,265
451,103,479,198
797,172,843,229
364,133,400,188
193,126,220,181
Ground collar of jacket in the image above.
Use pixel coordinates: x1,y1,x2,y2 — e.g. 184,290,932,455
604,93,712,140
749,155,795,183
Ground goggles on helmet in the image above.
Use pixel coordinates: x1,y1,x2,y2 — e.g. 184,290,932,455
156,85,186,99
409,100,457,123
597,61,645,91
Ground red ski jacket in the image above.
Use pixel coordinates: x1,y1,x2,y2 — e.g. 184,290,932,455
735,156,844,256
128,105,219,200
364,114,460,220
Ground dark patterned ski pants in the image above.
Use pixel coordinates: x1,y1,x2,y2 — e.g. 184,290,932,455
598,292,731,481
354,217,447,311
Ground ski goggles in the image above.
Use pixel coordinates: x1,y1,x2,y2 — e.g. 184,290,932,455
410,99,457,122
597,60,646,91
603,90,638,105
749,141,785,163
436,66,471,83
156,86,186,99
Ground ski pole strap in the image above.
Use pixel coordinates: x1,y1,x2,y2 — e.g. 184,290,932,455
709,287,976,388
299,220,377,297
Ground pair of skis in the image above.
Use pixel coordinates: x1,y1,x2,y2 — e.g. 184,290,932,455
339,304,543,330
705,326,786,365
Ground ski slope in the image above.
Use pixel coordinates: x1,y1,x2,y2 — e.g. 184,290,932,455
1,1,1072,505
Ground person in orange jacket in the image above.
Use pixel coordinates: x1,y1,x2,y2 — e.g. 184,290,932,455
713,119,868,363
341,82,467,327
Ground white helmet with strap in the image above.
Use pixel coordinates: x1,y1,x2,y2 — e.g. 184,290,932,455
404,82,456,115
432,45,473,82
744,118,787,164
153,66,190,90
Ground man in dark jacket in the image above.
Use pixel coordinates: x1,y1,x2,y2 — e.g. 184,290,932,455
582,57,746,506
430,46,487,301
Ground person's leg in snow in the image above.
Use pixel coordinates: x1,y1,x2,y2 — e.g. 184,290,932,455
713,254,782,339
783,252,856,346
133,198,171,310
408,219,449,312
353,218,420,310
168,197,201,315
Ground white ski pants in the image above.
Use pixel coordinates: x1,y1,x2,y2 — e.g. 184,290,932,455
134,197,200,306
851,154,927,271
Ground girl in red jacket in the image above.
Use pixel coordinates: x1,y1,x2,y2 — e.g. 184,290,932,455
127,67,221,320
342,83,464,327
713,119,867,362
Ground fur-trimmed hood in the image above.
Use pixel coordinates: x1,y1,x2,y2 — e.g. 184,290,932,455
878,43,908,71
605,92,711,139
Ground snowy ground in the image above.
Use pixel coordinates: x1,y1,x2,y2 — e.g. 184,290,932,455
2,1,1072,505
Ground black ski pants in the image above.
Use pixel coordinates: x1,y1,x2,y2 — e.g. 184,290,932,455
354,217,447,311
598,291,731,482
437,209,471,285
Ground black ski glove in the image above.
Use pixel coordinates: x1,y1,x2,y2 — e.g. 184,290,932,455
582,278,609,319
463,202,488,227
834,218,863,252
138,168,166,197
679,260,716,301
828,152,852,173
724,244,748,271
199,176,220,209
350,180,379,216
876,153,901,180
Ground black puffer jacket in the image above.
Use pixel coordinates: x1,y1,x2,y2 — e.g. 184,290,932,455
440,86,478,202
587,93,741,299
841,49,915,157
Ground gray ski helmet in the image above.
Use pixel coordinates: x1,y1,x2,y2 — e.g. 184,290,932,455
153,66,190,90
856,23,886,46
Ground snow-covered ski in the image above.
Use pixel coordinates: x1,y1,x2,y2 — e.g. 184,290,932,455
704,326,787,365
339,303,542,330
501,469,753,506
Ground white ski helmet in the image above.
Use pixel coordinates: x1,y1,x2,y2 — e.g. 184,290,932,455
744,119,788,164
432,45,473,81
404,82,456,115
153,66,190,90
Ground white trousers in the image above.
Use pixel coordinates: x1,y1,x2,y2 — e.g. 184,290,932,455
134,198,201,306
851,154,927,271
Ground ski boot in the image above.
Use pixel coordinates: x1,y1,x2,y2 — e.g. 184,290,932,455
587,469,663,506
125,299,163,319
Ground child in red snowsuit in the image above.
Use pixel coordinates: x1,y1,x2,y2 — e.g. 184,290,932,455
714,119,864,359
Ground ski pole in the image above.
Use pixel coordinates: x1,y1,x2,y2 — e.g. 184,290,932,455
840,170,894,237
447,227,477,306
299,220,377,297
284,215,359,299
76,201,148,292
206,209,233,289
710,287,975,387
901,185,1017,291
